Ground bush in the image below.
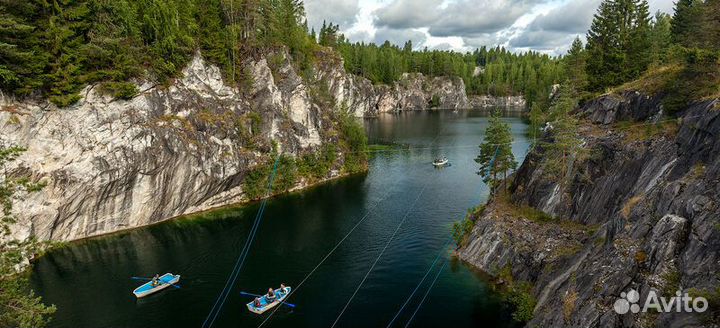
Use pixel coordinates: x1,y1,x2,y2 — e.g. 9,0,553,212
297,144,337,182
507,282,537,323
49,94,82,108
100,82,138,100
337,110,368,173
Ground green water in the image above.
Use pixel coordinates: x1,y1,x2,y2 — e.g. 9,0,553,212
31,110,531,328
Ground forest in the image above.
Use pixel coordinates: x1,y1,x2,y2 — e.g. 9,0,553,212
0,0,318,106
526,0,719,183
316,22,563,107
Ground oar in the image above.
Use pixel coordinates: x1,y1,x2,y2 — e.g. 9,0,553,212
240,292,296,308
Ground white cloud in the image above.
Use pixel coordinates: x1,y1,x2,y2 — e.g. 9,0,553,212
316,0,676,54
305,0,361,32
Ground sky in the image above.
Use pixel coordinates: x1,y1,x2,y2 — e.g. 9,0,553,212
304,0,675,56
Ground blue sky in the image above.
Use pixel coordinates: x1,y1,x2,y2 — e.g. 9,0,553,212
304,0,675,55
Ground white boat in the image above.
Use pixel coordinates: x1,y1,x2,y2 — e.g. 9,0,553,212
246,286,292,314
132,273,180,298
432,157,449,166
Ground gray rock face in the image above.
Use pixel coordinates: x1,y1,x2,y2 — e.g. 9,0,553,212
315,53,523,116
0,52,338,242
458,91,720,328
469,95,527,111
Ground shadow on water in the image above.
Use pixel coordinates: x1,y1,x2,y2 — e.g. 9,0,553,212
32,109,529,328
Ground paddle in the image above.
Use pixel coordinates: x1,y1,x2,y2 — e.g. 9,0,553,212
240,292,296,308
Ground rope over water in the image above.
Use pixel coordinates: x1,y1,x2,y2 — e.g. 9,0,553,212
202,155,281,328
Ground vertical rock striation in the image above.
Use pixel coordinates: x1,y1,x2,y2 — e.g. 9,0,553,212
458,91,720,327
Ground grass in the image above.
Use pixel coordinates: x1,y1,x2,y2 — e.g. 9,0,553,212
563,289,579,323
612,64,683,95
495,191,554,223
622,195,644,219
616,120,679,143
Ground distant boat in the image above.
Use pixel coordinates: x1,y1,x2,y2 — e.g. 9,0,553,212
246,286,292,314
132,273,180,298
433,157,449,167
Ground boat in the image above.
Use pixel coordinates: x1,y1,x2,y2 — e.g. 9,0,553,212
432,157,449,167
132,273,180,298
246,286,292,314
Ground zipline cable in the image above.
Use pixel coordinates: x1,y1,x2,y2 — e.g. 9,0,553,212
330,182,430,328
385,238,452,328
260,124,448,328
202,156,281,328
403,259,449,328
256,182,400,328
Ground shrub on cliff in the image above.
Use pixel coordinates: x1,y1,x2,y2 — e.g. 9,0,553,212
0,146,56,327
337,108,368,174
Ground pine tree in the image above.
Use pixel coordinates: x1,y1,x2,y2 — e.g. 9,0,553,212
564,37,588,91
544,84,584,180
627,0,652,79
477,111,517,192
699,0,720,50
671,0,703,46
586,0,652,91
648,12,672,65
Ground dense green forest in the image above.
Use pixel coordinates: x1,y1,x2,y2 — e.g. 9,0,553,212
528,0,719,182
0,0,565,109
317,22,563,106
0,0,317,106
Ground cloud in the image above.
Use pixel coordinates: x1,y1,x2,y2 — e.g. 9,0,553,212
304,0,360,31
374,0,543,38
509,30,578,49
374,0,441,29
428,0,539,37
373,27,428,47
527,0,601,34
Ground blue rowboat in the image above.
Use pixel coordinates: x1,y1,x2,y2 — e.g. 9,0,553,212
133,273,180,298
246,287,292,314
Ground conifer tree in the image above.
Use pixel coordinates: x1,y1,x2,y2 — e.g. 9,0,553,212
586,0,652,91
671,0,703,46
649,12,672,65
477,111,517,192
564,37,588,92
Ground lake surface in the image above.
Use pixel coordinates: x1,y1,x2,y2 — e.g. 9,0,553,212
31,110,531,328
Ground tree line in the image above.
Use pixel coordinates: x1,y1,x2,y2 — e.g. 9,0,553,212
316,22,563,107
0,0,316,107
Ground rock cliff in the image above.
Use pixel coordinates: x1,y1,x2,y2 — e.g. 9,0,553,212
0,51,349,241
458,91,720,327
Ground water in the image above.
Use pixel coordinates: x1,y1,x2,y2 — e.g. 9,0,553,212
31,110,531,328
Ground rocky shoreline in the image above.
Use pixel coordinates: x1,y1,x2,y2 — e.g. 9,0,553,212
458,91,720,327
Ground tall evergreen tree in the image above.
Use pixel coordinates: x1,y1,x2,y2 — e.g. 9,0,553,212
671,0,703,46
586,0,652,91
476,111,517,192
564,37,588,91
648,12,673,65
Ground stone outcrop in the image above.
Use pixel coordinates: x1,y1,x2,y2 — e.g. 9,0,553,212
458,91,720,327
0,51,344,241
469,95,526,111
315,51,524,116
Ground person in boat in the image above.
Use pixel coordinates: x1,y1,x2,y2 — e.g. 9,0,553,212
280,283,288,293
266,288,276,302
253,297,262,308
151,274,160,287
